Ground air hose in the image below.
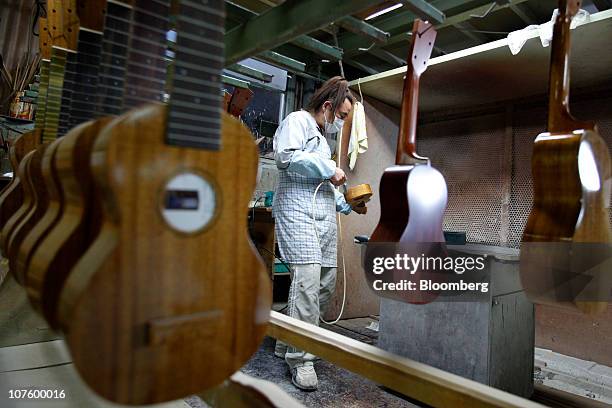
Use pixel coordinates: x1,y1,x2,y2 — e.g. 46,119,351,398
311,180,347,325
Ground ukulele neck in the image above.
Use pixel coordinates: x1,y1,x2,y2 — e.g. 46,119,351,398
547,0,594,133
396,69,427,166
95,1,132,117
122,0,171,111
166,0,225,150
395,19,435,166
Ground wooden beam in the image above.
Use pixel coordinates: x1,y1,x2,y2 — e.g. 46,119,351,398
291,36,343,61
227,64,273,82
342,59,379,75
268,312,546,408
339,0,530,54
221,75,250,89
254,50,306,72
399,0,445,24
437,0,530,30
227,0,343,61
225,0,384,65
335,16,390,43
453,21,489,44
369,48,405,66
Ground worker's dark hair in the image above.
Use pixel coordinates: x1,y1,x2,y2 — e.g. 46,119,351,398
306,76,355,113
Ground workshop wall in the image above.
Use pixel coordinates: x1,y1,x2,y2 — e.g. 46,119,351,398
0,1,37,115
331,92,612,365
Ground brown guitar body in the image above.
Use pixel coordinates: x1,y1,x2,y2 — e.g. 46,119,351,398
0,131,41,234
15,138,64,284
520,0,611,315
1,152,36,258
521,129,612,314
370,168,410,242
366,20,445,304
6,143,50,282
26,119,109,326
58,105,271,404
368,165,447,304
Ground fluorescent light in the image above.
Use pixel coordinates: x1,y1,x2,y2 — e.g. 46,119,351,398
365,3,403,20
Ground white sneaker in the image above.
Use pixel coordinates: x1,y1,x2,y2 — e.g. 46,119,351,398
274,341,287,358
291,362,318,391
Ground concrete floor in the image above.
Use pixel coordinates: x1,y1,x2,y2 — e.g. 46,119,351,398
2,270,611,408
239,336,419,408
186,315,421,408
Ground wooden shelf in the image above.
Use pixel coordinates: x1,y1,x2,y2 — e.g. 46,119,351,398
349,10,612,114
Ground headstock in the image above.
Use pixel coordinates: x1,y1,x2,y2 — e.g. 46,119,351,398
47,0,80,51
562,0,582,18
76,0,107,32
408,19,436,77
39,17,52,60
228,88,254,118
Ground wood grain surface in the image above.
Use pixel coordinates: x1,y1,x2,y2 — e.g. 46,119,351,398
368,20,446,305
15,138,65,286
0,132,41,234
521,0,612,315
344,183,372,206
1,151,35,258
26,119,108,327
6,143,50,283
58,105,271,404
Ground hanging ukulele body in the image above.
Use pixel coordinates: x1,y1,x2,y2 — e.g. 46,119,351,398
520,0,611,315
55,1,271,404
0,15,52,238
366,19,447,305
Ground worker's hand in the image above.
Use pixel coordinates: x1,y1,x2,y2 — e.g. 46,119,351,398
330,167,346,186
352,202,367,215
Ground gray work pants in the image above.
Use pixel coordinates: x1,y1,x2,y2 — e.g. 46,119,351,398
280,263,337,369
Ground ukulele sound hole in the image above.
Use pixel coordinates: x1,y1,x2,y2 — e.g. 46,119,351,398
160,172,217,234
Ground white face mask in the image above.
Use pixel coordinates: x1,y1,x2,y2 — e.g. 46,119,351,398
323,106,344,134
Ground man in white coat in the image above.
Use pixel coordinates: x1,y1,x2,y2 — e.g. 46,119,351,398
272,76,365,390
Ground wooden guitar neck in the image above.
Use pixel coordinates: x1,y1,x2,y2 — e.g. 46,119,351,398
547,0,594,133
395,19,436,166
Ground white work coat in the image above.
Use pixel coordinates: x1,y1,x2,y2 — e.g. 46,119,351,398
272,110,350,267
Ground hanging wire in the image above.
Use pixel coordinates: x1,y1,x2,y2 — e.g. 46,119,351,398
357,77,363,103
331,28,345,78
470,2,497,19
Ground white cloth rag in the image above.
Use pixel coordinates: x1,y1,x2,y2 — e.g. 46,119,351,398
507,8,590,55
347,101,368,171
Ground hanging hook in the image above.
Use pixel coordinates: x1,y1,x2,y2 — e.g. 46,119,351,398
358,42,376,52
470,2,496,19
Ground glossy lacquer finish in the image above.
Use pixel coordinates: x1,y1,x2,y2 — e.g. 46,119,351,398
368,20,447,304
520,0,612,315
59,106,271,404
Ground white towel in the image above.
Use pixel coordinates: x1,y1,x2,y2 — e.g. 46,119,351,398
347,101,368,171
506,8,590,55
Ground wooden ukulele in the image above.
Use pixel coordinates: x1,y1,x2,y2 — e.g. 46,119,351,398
15,1,113,285
25,0,131,322
56,2,270,404
1,149,40,258
520,0,611,315
367,19,447,304
0,16,52,236
7,1,105,283
0,1,77,258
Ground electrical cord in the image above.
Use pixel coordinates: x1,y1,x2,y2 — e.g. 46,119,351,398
311,180,347,325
